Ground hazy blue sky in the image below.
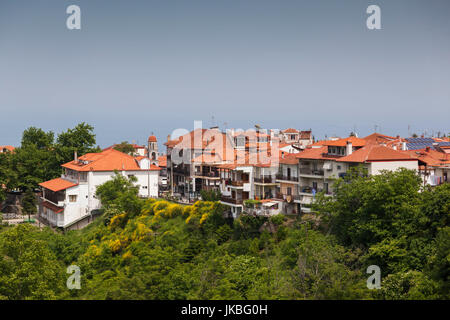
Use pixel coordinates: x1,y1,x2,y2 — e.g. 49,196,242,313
1,0,449,148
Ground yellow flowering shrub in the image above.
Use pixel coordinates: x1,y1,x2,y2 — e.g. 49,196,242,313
122,251,133,261
131,222,152,241
108,239,123,253
166,203,183,218
110,212,128,229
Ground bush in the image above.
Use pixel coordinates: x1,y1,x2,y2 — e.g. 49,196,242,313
269,214,285,226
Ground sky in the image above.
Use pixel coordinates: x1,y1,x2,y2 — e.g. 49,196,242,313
1,0,449,148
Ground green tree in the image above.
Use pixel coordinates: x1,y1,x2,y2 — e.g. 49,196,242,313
55,122,99,164
0,224,66,299
22,188,37,221
21,127,54,150
113,142,135,155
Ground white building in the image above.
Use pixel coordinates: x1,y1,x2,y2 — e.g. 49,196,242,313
38,149,161,230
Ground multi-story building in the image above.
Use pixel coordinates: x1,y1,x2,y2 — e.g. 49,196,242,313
38,148,161,230
280,128,313,147
294,136,419,212
165,128,235,199
276,153,300,214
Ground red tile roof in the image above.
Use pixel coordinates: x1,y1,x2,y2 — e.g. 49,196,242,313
158,155,167,167
363,132,397,144
295,146,336,160
337,145,416,163
62,149,161,172
39,178,78,192
0,145,15,152
148,135,157,142
282,128,299,134
324,136,367,147
402,149,450,167
279,153,299,165
42,201,64,213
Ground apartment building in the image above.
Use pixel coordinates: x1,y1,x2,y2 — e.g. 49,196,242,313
276,153,300,214
280,128,313,147
403,145,450,186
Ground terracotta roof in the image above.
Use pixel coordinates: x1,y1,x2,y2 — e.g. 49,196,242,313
62,149,161,172
324,136,367,147
148,135,157,142
39,178,78,192
0,145,15,152
158,155,167,167
363,132,397,144
337,145,416,163
308,140,327,147
42,201,64,213
402,149,450,167
296,146,336,160
164,129,208,149
282,128,299,134
279,153,299,165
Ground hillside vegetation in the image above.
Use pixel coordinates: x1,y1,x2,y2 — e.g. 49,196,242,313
0,169,448,300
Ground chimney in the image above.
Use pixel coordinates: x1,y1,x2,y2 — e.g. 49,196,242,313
346,141,353,155
402,142,407,150
74,151,78,162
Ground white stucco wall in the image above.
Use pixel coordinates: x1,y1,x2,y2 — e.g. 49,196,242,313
369,160,418,175
54,169,159,228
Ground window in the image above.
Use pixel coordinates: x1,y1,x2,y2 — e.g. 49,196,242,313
69,195,77,202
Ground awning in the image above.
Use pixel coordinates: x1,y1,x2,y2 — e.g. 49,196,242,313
39,178,77,192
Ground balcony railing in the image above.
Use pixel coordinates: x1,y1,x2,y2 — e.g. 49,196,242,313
172,166,190,175
298,186,332,195
299,168,324,176
220,196,243,205
231,181,244,187
254,176,276,183
194,171,220,178
276,174,299,182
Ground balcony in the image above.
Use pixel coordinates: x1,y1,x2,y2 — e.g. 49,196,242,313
172,166,190,175
254,176,276,184
276,174,299,182
298,186,332,196
299,168,324,177
230,181,244,187
220,196,243,205
194,171,220,178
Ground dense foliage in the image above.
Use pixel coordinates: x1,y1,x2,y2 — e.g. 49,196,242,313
113,142,136,155
0,123,100,196
0,169,448,300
